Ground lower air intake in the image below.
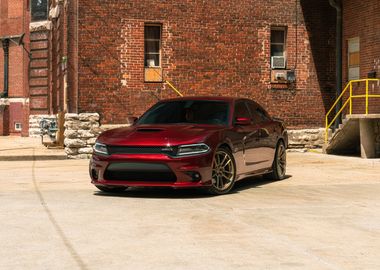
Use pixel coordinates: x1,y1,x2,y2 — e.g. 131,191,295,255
104,162,176,182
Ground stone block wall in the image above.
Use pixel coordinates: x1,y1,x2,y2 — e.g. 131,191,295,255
64,113,102,159
29,114,57,137
288,128,329,150
63,113,328,159
64,113,131,159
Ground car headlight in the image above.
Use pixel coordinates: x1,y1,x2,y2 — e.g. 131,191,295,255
93,142,108,155
176,143,210,156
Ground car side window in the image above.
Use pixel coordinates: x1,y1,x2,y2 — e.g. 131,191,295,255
234,101,251,119
247,101,270,124
256,107,270,122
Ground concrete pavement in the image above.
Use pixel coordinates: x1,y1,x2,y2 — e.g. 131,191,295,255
0,136,66,161
0,153,379,270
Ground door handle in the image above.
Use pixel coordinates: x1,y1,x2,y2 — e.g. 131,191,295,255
255,130,261,141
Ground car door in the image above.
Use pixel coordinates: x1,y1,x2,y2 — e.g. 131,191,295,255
246,101,276,169
232,100,264,174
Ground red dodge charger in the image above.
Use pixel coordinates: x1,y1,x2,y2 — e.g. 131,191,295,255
90,97,287,195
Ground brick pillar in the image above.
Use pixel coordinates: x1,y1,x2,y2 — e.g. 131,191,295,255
29,30,50,115
0,105,10,136
21,102,29,137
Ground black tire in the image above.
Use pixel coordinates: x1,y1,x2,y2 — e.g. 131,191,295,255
95,185,127,193
264,141,286,180
207,147,236,195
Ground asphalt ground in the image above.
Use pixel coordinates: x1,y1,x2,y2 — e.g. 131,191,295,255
0,152,379,270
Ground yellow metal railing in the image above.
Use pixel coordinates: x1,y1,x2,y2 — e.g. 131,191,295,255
165,80,183,97
325,78,380,143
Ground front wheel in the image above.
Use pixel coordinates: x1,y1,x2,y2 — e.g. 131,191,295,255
95,185,127,193
207,147,236,195
265,141,286,180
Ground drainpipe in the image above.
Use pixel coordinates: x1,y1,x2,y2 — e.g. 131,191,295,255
329,0,342,129
1,39,10,98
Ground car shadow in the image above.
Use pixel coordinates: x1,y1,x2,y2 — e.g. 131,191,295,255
231,174,292,194
93,187,210,199
93,174,292,199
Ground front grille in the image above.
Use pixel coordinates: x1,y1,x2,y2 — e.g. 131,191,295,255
104,162,177,182
107,146,176,156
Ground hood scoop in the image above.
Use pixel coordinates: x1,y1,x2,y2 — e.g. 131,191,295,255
136,128,164,132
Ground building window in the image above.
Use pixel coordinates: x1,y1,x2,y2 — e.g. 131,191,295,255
145,25,161,67
348,37,360,81
270,27,287,69
31,0,49,22
144,24,162,82
14,123,22,131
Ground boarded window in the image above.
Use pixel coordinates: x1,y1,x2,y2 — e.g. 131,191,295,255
348,38,360,80
31,0,49,22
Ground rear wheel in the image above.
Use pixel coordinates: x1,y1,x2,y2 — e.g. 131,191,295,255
265,141,286,180
207,147,236,195
95,185,127,193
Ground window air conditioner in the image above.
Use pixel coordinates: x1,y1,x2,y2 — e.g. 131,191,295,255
271,56,286,69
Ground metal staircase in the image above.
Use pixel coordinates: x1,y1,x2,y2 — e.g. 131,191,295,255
324,79,380,158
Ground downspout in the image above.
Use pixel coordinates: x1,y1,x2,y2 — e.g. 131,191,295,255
329,0,342,129
1,39,10,98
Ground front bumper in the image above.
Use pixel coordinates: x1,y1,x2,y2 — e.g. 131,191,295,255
89,152,214,188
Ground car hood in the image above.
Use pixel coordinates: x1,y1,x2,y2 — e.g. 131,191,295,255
97,124,225,146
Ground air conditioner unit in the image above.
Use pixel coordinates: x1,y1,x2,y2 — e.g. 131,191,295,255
271,70,287,82
271,56,286,69
275,72,287,81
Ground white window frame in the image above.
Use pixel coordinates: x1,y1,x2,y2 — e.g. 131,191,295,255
14,123,22,131
144,24,162,68
270,27,287,58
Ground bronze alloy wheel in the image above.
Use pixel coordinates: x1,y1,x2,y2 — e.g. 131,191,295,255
208,148,236,195
276,143,287,178
264,141,286,180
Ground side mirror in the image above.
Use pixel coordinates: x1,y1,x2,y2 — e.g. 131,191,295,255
128,116,138,125
235,117,251,126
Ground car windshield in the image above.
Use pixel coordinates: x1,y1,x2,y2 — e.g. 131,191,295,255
137,100,230,125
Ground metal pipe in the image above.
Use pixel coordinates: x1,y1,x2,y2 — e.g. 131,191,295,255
1,39,10,98
329,0,342,129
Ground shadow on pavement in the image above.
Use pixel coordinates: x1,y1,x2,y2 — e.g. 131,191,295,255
93,174,292,199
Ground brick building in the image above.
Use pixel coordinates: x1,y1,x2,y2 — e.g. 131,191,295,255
77,0,337,129
0,0,29,136
0,0,379,137
0,0,77,136
341,0,380,115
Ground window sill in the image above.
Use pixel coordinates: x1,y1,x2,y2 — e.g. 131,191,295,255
29,21,52,32
270,81,289,85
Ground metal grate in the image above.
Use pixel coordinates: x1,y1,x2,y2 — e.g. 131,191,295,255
104,162,177,182
107,146,177,156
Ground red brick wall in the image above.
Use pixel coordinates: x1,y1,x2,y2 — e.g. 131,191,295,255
0,0,30,135
0,105,9,135
0,0,28,98
343,0,380,115
77,0,336,128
